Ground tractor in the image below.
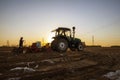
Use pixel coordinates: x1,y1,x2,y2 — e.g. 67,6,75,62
51,27,84,52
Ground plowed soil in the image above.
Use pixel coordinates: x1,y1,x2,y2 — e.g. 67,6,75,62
0,47,120,80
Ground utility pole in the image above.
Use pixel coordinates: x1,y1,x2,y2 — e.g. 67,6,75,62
92,35,94,46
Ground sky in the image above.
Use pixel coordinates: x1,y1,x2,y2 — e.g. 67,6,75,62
0,0,120,46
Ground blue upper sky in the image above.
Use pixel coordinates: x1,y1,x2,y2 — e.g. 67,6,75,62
0,0,120,46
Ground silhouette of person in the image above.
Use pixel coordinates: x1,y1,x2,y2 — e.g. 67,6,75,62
19,37,24,48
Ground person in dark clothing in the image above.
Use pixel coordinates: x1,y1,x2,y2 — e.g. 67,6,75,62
19,37,24,48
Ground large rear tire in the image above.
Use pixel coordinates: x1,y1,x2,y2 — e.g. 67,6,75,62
57,39,68,52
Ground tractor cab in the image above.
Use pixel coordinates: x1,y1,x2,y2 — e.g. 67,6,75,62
52,27,71,37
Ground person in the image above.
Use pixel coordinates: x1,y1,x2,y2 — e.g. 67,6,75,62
19,37,24,48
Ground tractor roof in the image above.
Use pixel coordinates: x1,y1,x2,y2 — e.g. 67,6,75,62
52,27,71,32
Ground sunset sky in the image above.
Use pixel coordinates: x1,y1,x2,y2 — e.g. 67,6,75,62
0,0,120,47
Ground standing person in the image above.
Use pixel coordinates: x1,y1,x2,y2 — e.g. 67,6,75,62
19,37,24,48
18,37,24,54
13,37,24,55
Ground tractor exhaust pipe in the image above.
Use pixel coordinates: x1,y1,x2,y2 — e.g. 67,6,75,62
72,27,75,39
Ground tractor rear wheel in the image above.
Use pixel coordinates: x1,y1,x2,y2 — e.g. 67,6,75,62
57,39,68,52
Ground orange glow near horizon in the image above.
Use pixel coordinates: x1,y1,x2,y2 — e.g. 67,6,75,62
0,35,120,47
0,27,120,47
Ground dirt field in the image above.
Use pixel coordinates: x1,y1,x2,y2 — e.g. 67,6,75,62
0,47,120,80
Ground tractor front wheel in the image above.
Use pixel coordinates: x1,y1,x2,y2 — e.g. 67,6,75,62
77,43,84,51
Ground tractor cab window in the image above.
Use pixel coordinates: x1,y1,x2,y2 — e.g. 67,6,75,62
65,31,71,37
58,30,71,36
55,30,71,37
59,30,65,36
55,30,65,36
